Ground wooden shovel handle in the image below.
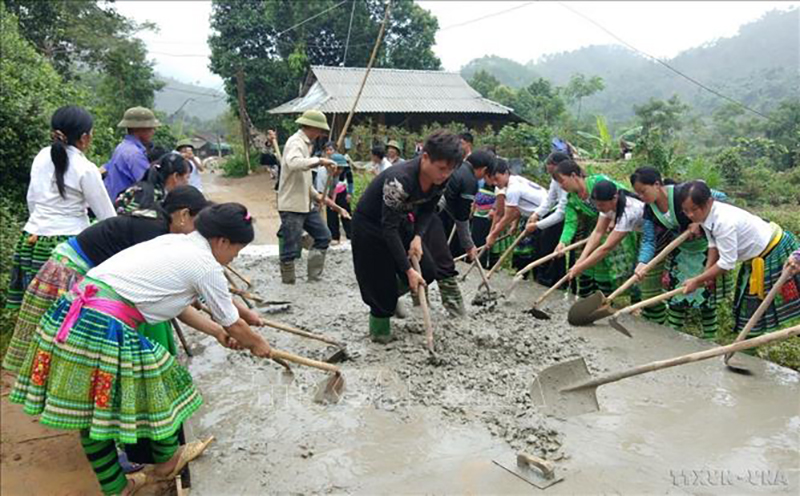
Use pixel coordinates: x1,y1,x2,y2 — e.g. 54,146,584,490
534,274,570,307
269,348,340,374
454,233,511,263
225,264,252,288
725,267,792,362
569,324,800,391
411,256,434,352
606,230,693,302
258,318,342,347
487,230,528,280
614,287,685,317
513,238,589,279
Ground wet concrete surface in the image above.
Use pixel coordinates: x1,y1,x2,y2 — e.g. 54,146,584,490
183,248,799,494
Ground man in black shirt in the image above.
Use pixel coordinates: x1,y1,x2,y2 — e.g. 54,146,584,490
438,149,495,261
352,130,462,343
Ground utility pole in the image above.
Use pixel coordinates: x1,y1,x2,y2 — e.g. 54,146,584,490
235,68,251,174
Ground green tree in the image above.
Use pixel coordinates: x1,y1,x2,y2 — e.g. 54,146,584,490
0,4,79,204
519,78,566,126
563,73,604,121
762,98,800,170
634,95,689,137
468,69,501,98
209,0,441,131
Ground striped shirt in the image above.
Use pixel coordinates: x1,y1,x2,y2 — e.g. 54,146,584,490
87,231,239,326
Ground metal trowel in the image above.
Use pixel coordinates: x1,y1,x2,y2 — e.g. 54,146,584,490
492,452,564,489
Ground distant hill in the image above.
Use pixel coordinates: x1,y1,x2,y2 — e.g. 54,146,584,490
461,9,799,123
154,76,229,122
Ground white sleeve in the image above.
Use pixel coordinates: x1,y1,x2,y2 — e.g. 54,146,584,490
81,166,116,220
534,182,557,218
504,186,521,208
196,266,240,327
710,221,738,270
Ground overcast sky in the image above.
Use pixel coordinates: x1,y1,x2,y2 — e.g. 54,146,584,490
114,1,798,88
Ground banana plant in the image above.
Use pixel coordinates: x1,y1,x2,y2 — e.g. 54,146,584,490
577,115,641,160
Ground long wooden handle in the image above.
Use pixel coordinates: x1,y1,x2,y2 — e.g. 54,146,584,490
411,256,434,352
534,274,570,307
271,137,282,160
568,324,800,391
454,232,512,263
270,348,340,373
606,230,693,302
171,319,192,357
725,267,792,362
487,230,528,280
258,318,342,347
474,258,493,293
513,238,589,279
614,287,685,317
225,265,252,288
447,223,457,245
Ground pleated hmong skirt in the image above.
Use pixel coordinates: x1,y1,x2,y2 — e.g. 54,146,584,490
9,278,202,444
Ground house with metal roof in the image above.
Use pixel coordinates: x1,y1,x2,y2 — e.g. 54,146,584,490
269,65,523,134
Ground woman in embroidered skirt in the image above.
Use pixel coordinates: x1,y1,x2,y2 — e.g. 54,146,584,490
113,151,190,216
630,167,731,338
5,106,115,318
681,181,800,335
553,160,638,297
566,180,644,293
10,203,272,495
2,186,213,373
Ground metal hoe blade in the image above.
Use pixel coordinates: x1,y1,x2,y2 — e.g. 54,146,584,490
567,291,607,326
525,306,551,320
608,316,633,338
313,373,345,404
530,357,599,418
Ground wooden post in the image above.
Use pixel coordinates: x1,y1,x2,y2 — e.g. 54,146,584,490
235,68,251,174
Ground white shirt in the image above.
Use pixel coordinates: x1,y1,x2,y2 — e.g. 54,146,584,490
88,231,239,326
23,146,116,235
701,201,773,271
187,156,203,191
375,157,392,174
600,195,646,233
534,178,568,230
502,175,546,216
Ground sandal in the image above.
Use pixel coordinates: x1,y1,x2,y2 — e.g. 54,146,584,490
121,471,149,496
166,436,215,479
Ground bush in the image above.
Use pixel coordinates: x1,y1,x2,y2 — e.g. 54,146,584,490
0,197,23,358
221,153,250,178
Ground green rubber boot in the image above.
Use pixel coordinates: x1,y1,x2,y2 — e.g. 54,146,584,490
438,276,467,318
369,315,393,344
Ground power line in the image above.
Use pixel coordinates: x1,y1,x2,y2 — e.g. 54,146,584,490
342,0,357,64
440,1,537,32
275,0,349,38
557,2,773,121
159,86,224,98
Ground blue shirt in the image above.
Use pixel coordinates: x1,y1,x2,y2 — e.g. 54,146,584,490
103,135,150,201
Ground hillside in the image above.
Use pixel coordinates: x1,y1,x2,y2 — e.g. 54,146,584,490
461,9,799,123
154,76,229,122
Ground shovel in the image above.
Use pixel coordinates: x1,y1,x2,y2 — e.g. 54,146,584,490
603,287,685,337
568,230,692,327
531,323,800,418
257,317,349,364
724,266,793,369
525,274,570,320
471,258,499,306
411,256,436,355
225,271,253,310
492,452,564,490
269,348,345,404
506,239,589,297
486,230,528,280
225,264,253,288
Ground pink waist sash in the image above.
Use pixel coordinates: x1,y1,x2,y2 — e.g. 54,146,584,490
55,284,145,343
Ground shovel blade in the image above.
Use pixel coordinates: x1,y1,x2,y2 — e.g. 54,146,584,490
608,317,633,338
525,306,551,320
325,348,349,364
313,373,345,404
530,358,599,418
567,292,608,326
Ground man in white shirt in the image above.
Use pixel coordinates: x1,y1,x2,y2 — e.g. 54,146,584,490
276,110,337,284
484,159,546,272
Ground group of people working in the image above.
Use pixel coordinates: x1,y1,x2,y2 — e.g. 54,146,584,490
4,104,800,495
4,105,271,495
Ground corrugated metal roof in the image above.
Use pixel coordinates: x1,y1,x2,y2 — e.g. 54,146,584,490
269,66,514,115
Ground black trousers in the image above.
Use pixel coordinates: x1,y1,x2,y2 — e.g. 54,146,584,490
424,214,458,280
530,217,566,287
327,190,352,241
352,213,440,318
438,210,465,259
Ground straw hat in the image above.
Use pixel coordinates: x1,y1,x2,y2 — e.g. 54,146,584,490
295,109,330,131
117,107,161,129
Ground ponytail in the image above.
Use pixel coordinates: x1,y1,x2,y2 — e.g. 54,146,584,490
50,106,93,198
592,179,640,220
144,152,189,190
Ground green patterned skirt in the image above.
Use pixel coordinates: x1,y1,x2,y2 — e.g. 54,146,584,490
2,241,90,373
734,230,800,335
5,232,69,309
10,278,202,444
